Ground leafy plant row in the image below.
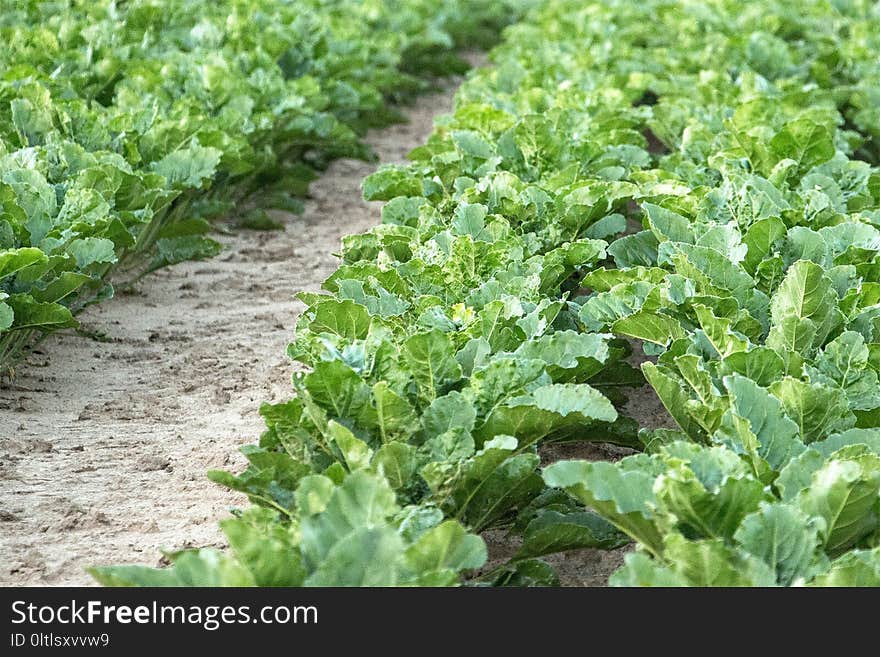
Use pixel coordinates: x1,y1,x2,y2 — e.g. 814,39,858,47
0,0,523,373
95,0,880,586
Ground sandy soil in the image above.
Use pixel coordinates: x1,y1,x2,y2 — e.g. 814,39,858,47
0,82,463,586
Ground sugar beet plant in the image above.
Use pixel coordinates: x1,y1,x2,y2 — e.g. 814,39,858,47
94,0,880,586
0,0,522,372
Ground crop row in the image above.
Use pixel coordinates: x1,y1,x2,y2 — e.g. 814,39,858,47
95,0,880,586
0,0,521,373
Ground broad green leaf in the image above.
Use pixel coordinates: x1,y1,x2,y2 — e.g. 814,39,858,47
693,304,748,357
643,362,706,442
655,464,768,541
299,471,398,569
90,549,253,587
643,203,693,243
769,377,855,444
328,421,372,471
303,360,374,427
512,330,609,380
743,217,786,274
372,382,418,443
734,503,822,586
0,301,11,331
403,329,463,402
609,552,686,587
0,247,46,280
30,272,92,303
492,558,560,587
372,442,417,490
310,299,371,340
404,520,487,575
813,429,880,457
796,459,880,556
767,260,840,354
810,548,880,586
613,310,684,346
543,459,664,556
221,508,305,586
721,347,786,387
151,144,222,189
304,527,406,586
660,533,777,586
443,437,543,531
515,510,629,559
769,119,835,175
476,383,617,445
719,374,804,471
5,295,77,331
607,231,659,268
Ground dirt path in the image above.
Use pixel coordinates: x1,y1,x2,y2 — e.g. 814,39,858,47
0,82,462,586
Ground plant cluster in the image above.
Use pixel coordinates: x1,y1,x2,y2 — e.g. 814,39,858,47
0,0,519,371
94,0,880,586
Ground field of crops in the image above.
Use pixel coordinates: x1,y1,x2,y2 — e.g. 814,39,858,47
3,0,880,588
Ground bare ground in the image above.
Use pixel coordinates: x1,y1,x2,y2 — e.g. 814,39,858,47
0,82,463,586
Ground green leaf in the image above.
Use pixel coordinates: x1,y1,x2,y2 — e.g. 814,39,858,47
609,552,686,587
810,548,880,586
363,166,423,201
613,310,684,346
403,329,463,402
328,420,372,471
515,510,629,559
719,374,804,471
607,231,659,267
372,442,417,490
5,295,77,332
221,508,305,586
721,347,786,387
813,429,880,458
303,360,374,427
492,558,560,587
643,203,693,243
512,330,609,381
767,260,840,354
299,471,399,570
443,436,543,531
90,549,253,587
543,458,664,556
0,301,11,331
476,383,617,446
661,242,755,295
769,119,835,175
372,382,419,443
404,520,487,575
208,446,310,512
66,237,117,269
305,527,406,586
659,533,777,586
310,299,371,340
30,272,92,303
151,143,222,189
743,217,786,274
643,362,706,442
0,247,47,281
769,377,855,444
655,464,768,541
734,503,823,586
796,458,880,556
150,235,222,271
